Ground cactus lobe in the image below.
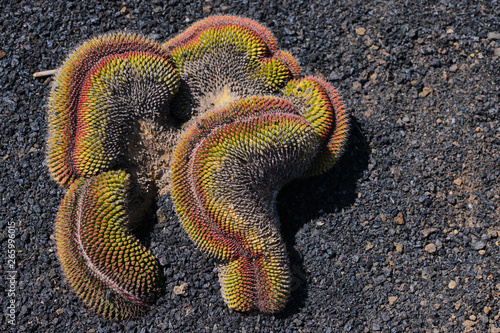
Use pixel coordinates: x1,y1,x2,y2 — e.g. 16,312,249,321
164,15,301,121
55,171,162,320
171,76,348,311
47,33,179,187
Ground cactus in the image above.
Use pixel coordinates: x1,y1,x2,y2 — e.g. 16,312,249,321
47,32,179,320
164,15,301,121
47,32,179,187
170,76,348,312
55,171,162,320
46,15,349,319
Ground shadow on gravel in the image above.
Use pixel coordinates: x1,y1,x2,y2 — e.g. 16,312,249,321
276,116,370,317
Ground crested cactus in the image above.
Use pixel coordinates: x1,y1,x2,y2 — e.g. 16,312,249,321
55,171,162,320
47,32,179,187
170,76,348,312
163,15,301,121
47,15,350,319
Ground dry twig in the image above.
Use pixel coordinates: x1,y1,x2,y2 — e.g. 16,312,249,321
33,69,57,78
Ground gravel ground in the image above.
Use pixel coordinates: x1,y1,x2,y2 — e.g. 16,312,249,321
1,0,499,332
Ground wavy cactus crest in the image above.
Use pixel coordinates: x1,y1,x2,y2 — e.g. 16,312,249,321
163,15,301,121
282,76,349,175
55,171,162,320
171,75,348,312
47,32,179,187
47,15,350,320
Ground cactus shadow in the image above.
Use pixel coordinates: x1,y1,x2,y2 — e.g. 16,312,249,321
276,116,369,317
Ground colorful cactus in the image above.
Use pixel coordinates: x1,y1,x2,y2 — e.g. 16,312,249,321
47,32,179,187
47,15,349,319
163,15,301,121
171,76,348,312
55,171,162,320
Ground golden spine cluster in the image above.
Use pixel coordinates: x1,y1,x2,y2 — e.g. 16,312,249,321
46,15,349,319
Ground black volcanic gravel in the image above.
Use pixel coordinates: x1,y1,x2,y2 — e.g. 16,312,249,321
1,1,499,332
